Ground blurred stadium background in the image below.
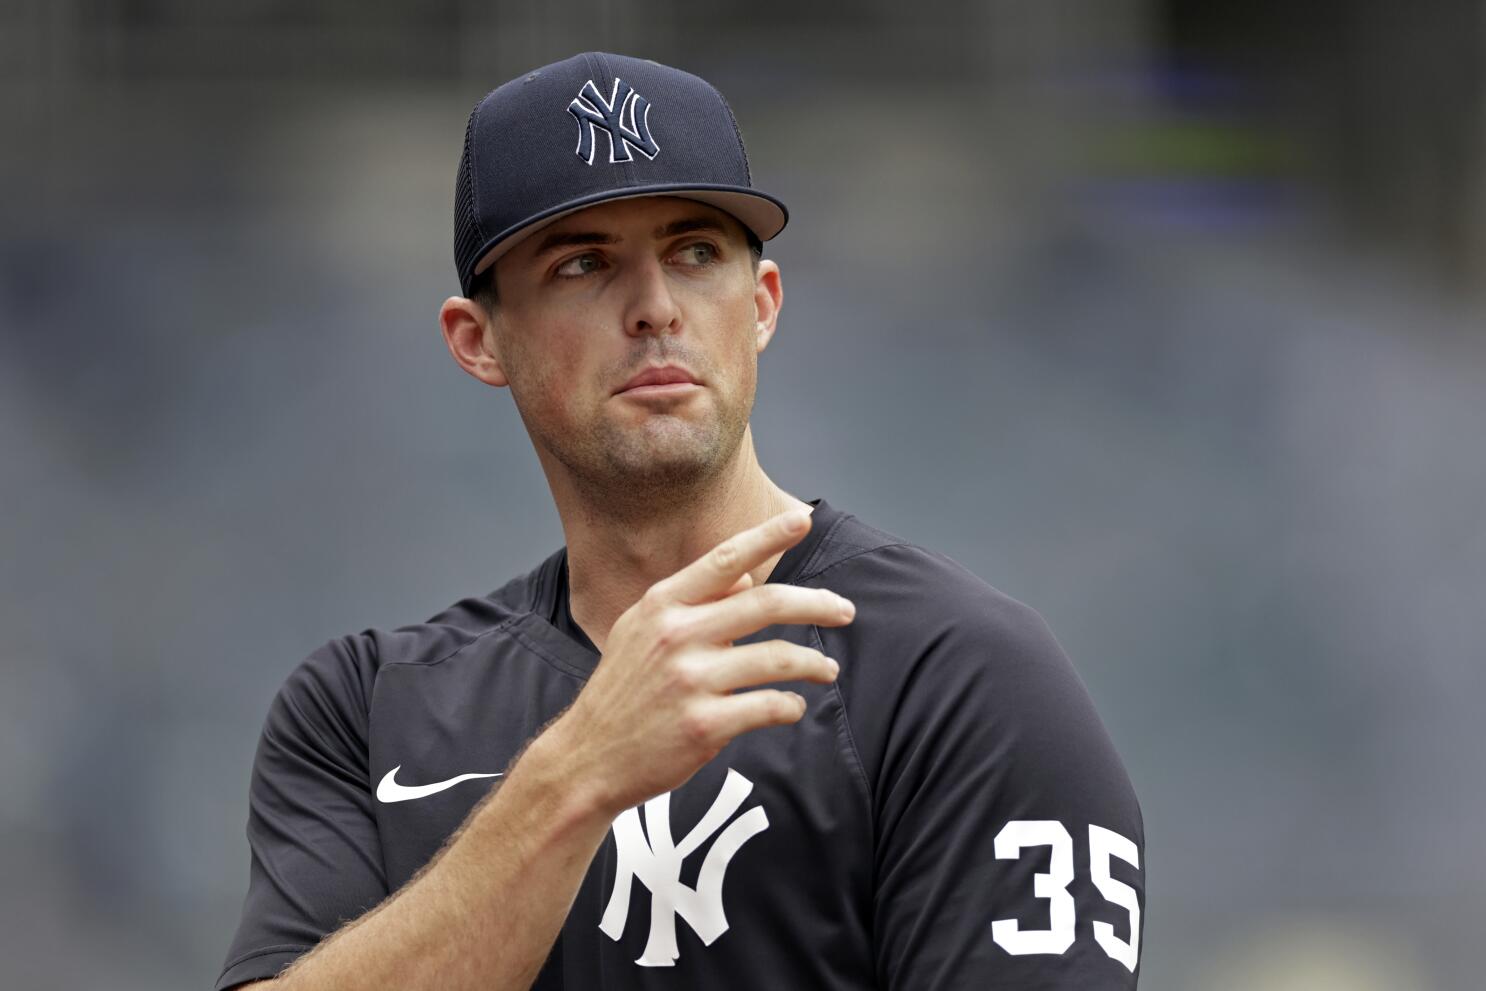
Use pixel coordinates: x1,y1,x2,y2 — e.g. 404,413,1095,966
3,1,1484,988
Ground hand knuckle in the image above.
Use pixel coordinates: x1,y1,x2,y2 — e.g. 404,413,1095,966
755,584,785,613
711,540,739,572
652,610,688,650
669,659,700,692
680,707,714,744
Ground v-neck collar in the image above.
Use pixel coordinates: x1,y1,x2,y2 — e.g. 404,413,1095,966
518,497,842,678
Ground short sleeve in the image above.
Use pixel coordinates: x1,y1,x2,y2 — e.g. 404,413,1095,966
868,571,1146,988
215,636,388,990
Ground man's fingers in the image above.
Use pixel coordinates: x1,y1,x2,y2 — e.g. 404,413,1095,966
685,583,855,645
718,571,753,600
654,508,813,605
687,689,808,746
702,639,838,694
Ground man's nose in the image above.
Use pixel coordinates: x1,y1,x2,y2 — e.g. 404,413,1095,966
621,256,682,337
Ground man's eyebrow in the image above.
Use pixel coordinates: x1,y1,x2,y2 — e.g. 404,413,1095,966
527,216,730,260
654,217,729,240
529,230,618,258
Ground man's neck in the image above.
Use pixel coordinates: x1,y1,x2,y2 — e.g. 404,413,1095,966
551,442,812,654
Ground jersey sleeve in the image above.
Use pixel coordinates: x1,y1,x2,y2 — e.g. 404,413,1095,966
845,547,1146,989
215,635,388,990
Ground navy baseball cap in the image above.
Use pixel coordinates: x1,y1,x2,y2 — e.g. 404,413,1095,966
453,51,789,297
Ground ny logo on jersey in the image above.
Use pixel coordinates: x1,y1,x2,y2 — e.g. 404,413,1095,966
599,767,769,967
567,77,660,165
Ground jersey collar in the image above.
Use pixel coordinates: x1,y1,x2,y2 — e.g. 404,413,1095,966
523,497,843,672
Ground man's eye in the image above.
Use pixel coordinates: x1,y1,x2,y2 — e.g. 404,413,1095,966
675,243,718,266
554,253,603,278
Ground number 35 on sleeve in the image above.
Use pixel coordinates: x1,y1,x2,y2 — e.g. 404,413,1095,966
990,820,1142,973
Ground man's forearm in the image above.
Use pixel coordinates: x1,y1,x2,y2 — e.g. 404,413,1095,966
272,718,612,991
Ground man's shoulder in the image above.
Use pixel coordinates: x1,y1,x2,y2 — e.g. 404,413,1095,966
806,506,1048,643
270,548,561,715
356,545,563,669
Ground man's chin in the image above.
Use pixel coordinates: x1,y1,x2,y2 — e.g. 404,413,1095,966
595,426,727,479
607,446,716,482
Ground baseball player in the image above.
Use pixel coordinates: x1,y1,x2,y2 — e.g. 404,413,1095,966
216,52,1145,990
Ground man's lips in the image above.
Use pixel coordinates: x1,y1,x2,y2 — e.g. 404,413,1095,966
615,365,701,394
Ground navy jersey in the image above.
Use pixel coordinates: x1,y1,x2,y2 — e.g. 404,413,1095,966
216,497,1145,989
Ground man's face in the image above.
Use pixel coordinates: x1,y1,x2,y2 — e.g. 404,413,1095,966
481,195,780,499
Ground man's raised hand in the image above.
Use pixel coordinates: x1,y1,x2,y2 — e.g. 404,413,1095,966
553,508,855,817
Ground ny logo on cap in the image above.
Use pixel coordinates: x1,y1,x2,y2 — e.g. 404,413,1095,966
567,78,661,165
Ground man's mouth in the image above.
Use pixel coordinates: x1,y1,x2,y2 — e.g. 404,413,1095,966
615,364,701,394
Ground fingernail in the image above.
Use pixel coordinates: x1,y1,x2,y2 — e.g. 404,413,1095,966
838,596,855,619
828,657,840,675
786,510,810,532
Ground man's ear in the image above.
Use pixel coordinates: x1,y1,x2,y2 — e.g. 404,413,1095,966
439,296,508,388
752,259,783,354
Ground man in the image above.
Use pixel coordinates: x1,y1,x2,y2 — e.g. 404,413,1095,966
216,52,1145,990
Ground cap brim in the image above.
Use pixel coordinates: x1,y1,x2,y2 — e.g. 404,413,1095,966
467,183,788,285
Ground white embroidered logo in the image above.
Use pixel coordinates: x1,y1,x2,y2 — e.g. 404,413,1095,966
567,77,660,165
375,765,502,803
599,767,769,967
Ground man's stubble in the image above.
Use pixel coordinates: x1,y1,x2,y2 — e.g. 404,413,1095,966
504,328,759,522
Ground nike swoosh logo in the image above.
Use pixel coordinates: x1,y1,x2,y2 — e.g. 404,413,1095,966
376,764,504,803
